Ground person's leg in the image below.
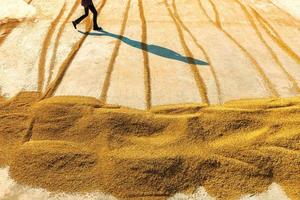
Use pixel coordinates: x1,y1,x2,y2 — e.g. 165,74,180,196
88,4,102,30
73,7,89,28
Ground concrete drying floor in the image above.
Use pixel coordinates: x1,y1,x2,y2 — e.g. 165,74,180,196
1,0,300,110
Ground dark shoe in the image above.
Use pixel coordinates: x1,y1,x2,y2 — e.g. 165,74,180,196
93,26,103,31
72,21,77,29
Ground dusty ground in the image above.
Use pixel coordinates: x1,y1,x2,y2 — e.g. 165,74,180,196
1,0,300,109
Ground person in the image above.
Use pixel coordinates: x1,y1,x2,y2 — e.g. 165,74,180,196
72,0,102,31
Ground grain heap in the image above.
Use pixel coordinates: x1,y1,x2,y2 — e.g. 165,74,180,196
1,92,300,199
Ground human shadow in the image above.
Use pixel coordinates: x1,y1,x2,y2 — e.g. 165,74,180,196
78,30,208,66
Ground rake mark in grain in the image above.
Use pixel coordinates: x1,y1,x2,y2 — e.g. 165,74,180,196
250,7,300,66
199,0,278,97
100,0,131,102
207,0,221,28
269,1,300,25
0,0,34,46
46,0,81,87
41,0,107,100
37,3,66,93
236,0,300,94
164,0,209,104
0,21,18,46
138,0,152,110
173,0,222,103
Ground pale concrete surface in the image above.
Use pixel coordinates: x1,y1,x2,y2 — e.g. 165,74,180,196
0,0,35,23
272,0,300,20
1,0,300,109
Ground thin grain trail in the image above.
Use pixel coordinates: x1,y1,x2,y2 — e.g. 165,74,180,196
208,0,221,28
269,1,300,25
138,0,152,110
0,21,19,46
198,0,278,97
100,0,132,102
164,0,209,104
41,0,107,99
0,0,34,46
173,0,222,103
250,7,300,66
236,0,300,94
37,3,66,93
46,0,81,87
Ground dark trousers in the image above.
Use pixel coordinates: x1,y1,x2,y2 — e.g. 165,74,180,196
74,4,99,28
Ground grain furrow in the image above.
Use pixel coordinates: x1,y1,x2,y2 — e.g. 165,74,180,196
46,0,81,87
207,0,221,28
41,0,108,99
250,7,300,66
236,0,300,94
0,0,34,46
100,0,131,102
164,0,209,104
37,3,66,93
198,0,278,97
138,0,152,110
173,0,222,103
269,1,300,25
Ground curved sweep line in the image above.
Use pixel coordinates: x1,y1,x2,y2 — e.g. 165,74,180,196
138,0,152,110
41,0,108,100
37,3,66,93
199,0,278,97
250,7,300,66
173,0,222,103
164,0,209,104
210,0,279,97
208,0,221,28
236,0,300,94
269,1,300,25
46,0,81,87
0,21,19,46
100,0,131,102
0,0,34,46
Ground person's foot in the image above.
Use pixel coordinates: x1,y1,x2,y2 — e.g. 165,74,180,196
93,26,103,31
72,21,77,29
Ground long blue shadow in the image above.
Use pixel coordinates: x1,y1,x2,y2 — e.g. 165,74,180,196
78,30,208,66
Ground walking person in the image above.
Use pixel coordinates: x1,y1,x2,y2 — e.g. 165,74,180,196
72,0,102,31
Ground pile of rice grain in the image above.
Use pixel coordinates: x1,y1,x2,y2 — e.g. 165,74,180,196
1,92,300,199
